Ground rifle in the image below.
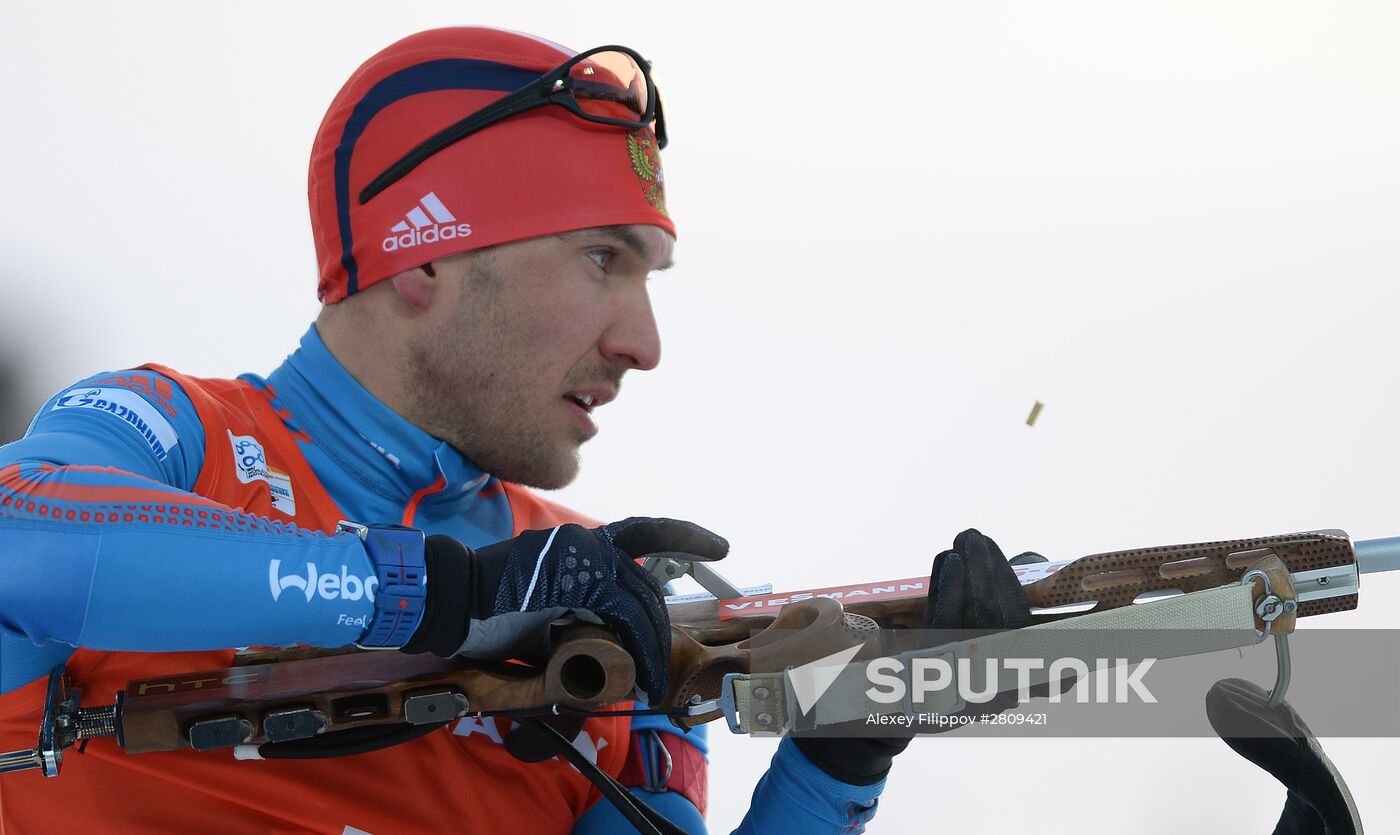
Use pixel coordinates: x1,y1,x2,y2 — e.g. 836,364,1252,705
3,528,1394,775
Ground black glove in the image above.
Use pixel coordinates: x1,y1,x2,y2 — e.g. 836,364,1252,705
925,528,1032,633
1206,678,1361,835
403,517,728,705
795,529,1032,785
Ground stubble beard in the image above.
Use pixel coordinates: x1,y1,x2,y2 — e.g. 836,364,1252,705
400,264,582,491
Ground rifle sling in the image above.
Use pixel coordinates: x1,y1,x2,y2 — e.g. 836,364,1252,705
520,716,688,835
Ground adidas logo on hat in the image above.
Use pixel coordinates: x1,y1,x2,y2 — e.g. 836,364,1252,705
381,192,473,252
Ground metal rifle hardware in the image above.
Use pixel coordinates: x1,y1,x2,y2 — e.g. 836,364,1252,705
643,553,746,600
0,668,121,776
3,529,1395,772
1241,563,1300,707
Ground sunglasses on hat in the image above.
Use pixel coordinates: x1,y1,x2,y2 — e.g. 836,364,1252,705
359,44,666,205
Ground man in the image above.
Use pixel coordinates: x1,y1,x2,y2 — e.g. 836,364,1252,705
0,26,952,833
1,23,1052,833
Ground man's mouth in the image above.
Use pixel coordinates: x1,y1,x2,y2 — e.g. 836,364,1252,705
562,386,618,438
563,386,618,414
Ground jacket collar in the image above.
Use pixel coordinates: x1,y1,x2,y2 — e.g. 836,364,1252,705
263,325,493,510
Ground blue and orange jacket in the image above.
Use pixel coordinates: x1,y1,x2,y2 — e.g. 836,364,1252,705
0,326,886,833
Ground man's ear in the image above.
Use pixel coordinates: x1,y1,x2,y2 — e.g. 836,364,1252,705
389,264,437,312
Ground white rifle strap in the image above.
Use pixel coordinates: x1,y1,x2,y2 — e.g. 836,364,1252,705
725,581,1261,734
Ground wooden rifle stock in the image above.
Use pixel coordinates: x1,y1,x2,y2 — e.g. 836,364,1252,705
120,624,634,753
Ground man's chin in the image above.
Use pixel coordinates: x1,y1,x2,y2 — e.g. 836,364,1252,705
445,424,583,490
496,446,581,491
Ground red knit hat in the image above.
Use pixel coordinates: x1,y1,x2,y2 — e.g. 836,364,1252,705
309,27,672,303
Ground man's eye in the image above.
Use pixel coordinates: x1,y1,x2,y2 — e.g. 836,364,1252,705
587,249,612,270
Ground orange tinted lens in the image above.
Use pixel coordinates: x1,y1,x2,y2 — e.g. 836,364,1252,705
568,50,649,122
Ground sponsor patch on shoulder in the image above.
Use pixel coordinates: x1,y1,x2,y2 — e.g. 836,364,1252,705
53,387,179,461
89,373,180,417
228,430,297,516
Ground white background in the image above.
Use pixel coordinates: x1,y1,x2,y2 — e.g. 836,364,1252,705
2,2,1398,831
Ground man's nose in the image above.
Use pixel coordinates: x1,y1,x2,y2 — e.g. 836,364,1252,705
600,288,662,371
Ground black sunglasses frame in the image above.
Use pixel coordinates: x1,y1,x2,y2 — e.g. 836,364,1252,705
359,45,666,205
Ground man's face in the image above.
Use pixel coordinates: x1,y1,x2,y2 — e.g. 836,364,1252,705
401,224,673,489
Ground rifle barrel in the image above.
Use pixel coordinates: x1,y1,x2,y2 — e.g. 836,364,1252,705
1354,537,1400,575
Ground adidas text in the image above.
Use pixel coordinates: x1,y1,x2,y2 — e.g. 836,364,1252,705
382,191,471,252
382,222,473,252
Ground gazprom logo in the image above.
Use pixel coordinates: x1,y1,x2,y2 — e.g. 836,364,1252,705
53,387,179,461
269,560,378,603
